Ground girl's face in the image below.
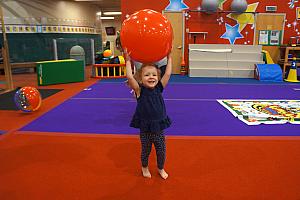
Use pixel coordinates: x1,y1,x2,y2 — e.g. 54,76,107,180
141,65,159,89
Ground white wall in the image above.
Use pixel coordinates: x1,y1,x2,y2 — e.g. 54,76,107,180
1,0,101,27
101,16,122,56
0,0,124,55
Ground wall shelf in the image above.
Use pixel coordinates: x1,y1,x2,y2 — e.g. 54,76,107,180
187,31,208,43
282,46,300,78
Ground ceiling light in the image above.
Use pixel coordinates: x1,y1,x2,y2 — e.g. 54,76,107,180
100,16,115,20
75,0,102,1
96,11,102,16
103,12,122,15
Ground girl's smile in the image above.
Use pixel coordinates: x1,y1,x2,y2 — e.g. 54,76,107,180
141,66,159,88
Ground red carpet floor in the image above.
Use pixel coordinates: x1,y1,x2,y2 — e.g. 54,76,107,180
1,132,300,200
1,71,300,199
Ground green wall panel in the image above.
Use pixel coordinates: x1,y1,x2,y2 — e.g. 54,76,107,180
0,33,102,64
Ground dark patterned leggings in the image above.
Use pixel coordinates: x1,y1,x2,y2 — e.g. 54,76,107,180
139,131,166,170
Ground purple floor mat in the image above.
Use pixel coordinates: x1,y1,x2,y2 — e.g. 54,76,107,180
20,82,300,136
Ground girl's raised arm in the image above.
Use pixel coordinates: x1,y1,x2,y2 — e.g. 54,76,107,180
125,51,139,93
161,52,172,88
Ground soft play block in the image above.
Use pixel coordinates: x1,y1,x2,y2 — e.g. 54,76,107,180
255,64,283,82
37,59,84,85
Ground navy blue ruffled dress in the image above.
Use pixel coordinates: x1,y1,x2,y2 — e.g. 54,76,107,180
130,81,171,133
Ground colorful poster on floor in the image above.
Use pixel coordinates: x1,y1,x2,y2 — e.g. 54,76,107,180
218,99,300,125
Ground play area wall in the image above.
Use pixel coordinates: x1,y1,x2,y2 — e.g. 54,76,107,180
0,0,102,64
121,0,296,45
0,34,101,65
121,0,297,67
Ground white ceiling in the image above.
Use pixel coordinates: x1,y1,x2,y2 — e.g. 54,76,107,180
74,0,121,12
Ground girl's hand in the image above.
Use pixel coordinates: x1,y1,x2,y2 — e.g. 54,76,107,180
123,48,131,61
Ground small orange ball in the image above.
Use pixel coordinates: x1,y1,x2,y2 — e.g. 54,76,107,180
14,86,42,112
103,49,112,58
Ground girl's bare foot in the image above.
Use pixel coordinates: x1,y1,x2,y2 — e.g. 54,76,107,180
158,169,168,180
142,167,151,178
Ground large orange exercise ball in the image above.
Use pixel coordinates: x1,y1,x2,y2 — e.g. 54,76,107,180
14,86,42,112
120,9,173,63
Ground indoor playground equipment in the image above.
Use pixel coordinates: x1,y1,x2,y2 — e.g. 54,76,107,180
95,49,113,64
37,59,85,86
103,49,112,58
120,9,173,63
189,44,264,78
14,86,42,112
254,50,282,82
93,55,126,79
262,50,274,64
255,64,283,82
285,57,299,82
70,45,85,66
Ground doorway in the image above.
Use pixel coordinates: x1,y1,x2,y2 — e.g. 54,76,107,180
254,13,286,63
163,11,184,74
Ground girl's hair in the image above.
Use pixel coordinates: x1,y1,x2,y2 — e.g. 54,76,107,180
134,63,161,83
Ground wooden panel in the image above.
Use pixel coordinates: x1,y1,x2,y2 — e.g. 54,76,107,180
1,5,14,91
282,46,300,77
263,46,280,63
0,62,36,69
256,14,285,30
254,14,285,63
163,11,183,74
